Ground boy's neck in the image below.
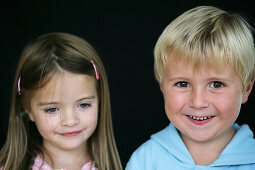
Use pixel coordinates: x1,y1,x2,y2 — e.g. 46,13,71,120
180,126,236,166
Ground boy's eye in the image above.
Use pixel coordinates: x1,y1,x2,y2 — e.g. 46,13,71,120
79,103,91,109
210,81,224,88
176,81,190,88
45,107,59,114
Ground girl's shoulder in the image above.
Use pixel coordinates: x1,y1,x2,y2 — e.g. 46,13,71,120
31,154,51,170
32,154,98,170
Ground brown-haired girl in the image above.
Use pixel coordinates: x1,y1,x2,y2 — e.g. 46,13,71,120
0,33,122,170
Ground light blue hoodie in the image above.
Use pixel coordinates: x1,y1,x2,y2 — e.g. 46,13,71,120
126,123,255,170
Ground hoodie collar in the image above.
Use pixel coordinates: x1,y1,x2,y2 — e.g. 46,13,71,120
151,123,195,165
151,123,255,166
211,124,255,166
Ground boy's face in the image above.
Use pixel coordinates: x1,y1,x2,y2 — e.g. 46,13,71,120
161,54,253,144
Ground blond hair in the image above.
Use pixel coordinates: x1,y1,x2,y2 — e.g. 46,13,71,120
0,33,122,170
154,6,255,89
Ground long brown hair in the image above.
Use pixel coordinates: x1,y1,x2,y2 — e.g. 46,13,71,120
0,33,122,170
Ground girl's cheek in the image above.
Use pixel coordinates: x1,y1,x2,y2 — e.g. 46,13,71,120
43,116,59,130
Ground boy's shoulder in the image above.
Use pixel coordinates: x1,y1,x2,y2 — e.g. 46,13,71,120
131,124,176,155
125,125,170,170
127,124,173,160
131,123,187,155
126,124,195,169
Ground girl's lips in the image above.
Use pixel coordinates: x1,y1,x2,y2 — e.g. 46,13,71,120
60,130,82,137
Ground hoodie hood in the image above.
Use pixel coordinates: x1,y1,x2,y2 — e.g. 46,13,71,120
151,123,255,167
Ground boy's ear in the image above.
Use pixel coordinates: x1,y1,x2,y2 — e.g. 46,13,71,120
160,83,164,93
242,80,254,104
25,107,35,122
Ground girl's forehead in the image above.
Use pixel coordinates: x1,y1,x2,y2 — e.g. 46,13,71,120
31,71,97,103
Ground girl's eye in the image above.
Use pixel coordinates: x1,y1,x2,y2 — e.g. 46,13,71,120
45,107,59,114
175,81,190,88
210,81,225,88
79,103,91,109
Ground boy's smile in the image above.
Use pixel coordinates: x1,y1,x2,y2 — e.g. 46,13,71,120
186,115,215,126
161,54,253,144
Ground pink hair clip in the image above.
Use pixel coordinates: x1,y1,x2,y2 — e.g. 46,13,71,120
18,76,21,95
90,59,99,80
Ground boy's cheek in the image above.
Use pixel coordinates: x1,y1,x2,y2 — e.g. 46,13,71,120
213,97,240,120
164,92,187,112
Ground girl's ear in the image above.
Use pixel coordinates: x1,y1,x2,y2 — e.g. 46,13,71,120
25,107,35,122
242,80,254,104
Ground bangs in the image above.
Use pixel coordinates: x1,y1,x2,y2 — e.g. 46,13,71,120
155,7,255,87
164,36,232,74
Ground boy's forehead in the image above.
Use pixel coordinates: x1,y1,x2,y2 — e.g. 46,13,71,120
165,51,232,74
164,55,241,83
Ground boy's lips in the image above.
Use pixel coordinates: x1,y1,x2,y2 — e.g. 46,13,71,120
186,115,215,126
187,115,215,121
59,130,82,137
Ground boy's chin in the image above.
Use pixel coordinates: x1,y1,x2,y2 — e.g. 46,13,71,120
180,131,216,143
179,125,236,144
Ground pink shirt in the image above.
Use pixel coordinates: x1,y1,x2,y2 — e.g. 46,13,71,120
32,154,98,170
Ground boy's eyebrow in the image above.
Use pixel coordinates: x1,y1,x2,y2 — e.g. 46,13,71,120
167,76,234,82
37,95,96,106
207,77,233,81
168,77,189,81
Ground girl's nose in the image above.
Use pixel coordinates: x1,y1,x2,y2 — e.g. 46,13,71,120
60,109,79,126
189,87,209,108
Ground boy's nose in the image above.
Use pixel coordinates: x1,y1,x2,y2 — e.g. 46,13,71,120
60,109,79,126
189,88,209,108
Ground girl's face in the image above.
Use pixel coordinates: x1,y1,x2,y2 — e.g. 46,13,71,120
27,71,98,153
161,54,253,145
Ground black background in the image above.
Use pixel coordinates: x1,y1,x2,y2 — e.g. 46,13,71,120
0,0,254,167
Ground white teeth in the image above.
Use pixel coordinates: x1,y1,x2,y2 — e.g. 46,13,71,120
188,115,212,121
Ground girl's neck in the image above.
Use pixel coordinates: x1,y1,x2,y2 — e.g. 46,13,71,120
180,127,236,165
42,142,91,169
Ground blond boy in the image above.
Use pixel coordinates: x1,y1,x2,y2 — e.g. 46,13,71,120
126,6,255,169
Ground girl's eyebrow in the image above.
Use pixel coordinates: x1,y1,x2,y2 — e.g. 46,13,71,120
38,102,58,106
76,95,96,102
37,95,96,106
